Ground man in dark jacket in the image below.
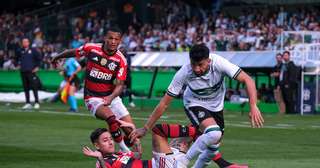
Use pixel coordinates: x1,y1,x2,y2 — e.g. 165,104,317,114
279,51,299,114
17,38,42,109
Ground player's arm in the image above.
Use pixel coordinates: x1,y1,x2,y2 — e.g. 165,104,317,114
82,146,107,168
104,79,125,105
236,71,264,128
129,94,174,141
69,61,82,81
51,49,77,63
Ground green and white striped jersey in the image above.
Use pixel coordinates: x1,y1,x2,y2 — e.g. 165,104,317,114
167,54,241,112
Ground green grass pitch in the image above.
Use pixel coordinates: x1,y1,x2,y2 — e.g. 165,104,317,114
1,102,320,168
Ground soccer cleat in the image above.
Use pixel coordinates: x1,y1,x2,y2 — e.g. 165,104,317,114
22,103,33,109
225,164,249,168
69,108,78,113
34,103,40,109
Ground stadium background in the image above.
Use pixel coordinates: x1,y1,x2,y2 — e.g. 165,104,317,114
1,0,320,168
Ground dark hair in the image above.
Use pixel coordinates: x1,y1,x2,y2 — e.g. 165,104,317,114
90,128,109,143
276,53,282,57
107,26,122,36
283,51,290,56
189,44,209,62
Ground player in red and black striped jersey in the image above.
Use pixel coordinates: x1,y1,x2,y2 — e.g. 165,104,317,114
52,27,140,154
82,121,198,168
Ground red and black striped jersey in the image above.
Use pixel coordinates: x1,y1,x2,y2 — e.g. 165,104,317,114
96,152,151,168
75,43,127,99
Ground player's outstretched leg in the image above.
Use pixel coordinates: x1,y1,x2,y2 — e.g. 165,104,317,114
185,125,222,164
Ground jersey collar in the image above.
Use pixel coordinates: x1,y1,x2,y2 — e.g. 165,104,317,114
102,42,117,56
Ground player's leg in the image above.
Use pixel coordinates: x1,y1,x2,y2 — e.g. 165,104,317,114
110,96,144,154
184,106,222,165
85,97,129,152
152,124,190,168
193,144,220,168
68,82,78,112
20,72,31,108
30,73,39,105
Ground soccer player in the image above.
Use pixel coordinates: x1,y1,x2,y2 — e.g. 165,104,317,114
130,44,264,168
82,120,197,168
52,27,139,153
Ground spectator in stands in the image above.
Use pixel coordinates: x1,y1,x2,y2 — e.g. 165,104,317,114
271,53,286,114
0,50,5,68
279,51,299,114
16,38,42,109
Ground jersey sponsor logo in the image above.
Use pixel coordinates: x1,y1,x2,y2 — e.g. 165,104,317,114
89,68,112,80
108,62,117,71
101,58,107,66
119,155,131,164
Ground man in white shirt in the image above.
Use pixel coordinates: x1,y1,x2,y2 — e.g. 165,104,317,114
130,44,264,168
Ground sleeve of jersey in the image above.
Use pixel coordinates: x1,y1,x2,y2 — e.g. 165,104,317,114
75,44,89,58
116,58,127,81
166,66,186,98
215,55,242,79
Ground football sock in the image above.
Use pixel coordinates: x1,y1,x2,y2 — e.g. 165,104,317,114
186,125,221,160
152,123,197,139
68,95,77,110
193,145,220,168
106,116,123,143
106,116,130,152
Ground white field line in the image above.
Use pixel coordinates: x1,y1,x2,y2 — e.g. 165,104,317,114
0,108,318,129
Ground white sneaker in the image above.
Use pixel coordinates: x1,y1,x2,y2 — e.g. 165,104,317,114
129,102,136,108
34,103,40,109
22,103,33,109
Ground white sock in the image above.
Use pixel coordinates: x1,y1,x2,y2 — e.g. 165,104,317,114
118,140,130,152
192,144,220,168
186,125,221,160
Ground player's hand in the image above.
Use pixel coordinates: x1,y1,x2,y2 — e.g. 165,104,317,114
103,96,112,106
118,119,136,130
132,138,142,159
32,67,39,73
82,146,103,159
249,104,264,128
129,127,147,143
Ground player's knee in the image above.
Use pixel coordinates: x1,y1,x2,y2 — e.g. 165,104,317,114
203,125,222,145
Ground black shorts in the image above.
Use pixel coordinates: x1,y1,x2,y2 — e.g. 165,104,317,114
184,106,225,133
68,75,80,89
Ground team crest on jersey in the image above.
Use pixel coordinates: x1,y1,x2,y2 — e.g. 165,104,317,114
101,58,107,66
108,62,117,71
198,111,205,118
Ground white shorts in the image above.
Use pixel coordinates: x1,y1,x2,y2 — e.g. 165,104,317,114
84,96,129,119
151,148,187,168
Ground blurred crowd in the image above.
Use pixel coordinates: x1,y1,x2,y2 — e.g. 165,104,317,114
1,0,320,70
